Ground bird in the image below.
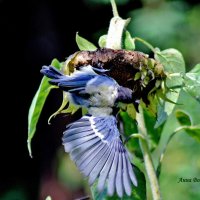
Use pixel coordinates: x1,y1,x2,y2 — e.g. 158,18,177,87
40,65,138,197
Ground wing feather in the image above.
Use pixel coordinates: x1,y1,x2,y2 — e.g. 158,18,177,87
62,115,137,197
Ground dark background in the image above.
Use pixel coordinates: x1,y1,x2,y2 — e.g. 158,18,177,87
1,0,200,200
0,1,140,199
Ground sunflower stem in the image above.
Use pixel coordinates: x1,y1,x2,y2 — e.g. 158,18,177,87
106,0,130,49
111,0,119,17
136,108,162,200
135,37,156,53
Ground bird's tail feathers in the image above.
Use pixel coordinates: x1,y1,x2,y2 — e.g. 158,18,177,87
40,66,63,80
40,65,96,91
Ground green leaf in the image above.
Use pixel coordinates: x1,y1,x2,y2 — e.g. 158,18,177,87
48,93,68,124
124,31,135,50
91,166,146,200
130,166,146,200
189,63,200,73
143,109,163,150
98,34,107,48
175,109,200,142
126,104,136,120
120,112,142,159
175,110,192,126
61,101,80,115
155,48,185,86
120,112,138,135
76,32,97,51
183,64,200,103
154,48,185,127
27,59,62,157
184,126,200,143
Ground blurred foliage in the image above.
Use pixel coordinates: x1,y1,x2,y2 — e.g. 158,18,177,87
153,90,200,200
56,148,84,190
0,188,27,200
128,1,200,68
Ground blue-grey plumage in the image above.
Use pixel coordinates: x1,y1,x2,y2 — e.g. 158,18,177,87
64,115,137,197
40,65,137,197
41,65,133,116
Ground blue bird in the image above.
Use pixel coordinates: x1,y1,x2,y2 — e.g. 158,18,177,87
40,65,138,197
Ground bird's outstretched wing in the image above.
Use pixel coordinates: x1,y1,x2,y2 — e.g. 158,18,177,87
62,115,137,197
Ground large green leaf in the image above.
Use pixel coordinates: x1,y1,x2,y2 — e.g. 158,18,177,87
154,48,185,128
27,59,62,157
76,32,97,51
91,166,146,200
183,64,200,103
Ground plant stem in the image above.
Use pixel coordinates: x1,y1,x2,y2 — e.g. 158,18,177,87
111,0,119,17
106,0,130,49
135,37,156,53
124,133,145,144
107,1,161,199
136,108,162,200
168,72,183,77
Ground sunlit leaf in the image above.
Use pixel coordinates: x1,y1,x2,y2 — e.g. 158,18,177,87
27,59,62,157
183,64,200,103
175,110,192,126
154,48,185,128
98,35,107,48
124,31,135,50
76,32,97,51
